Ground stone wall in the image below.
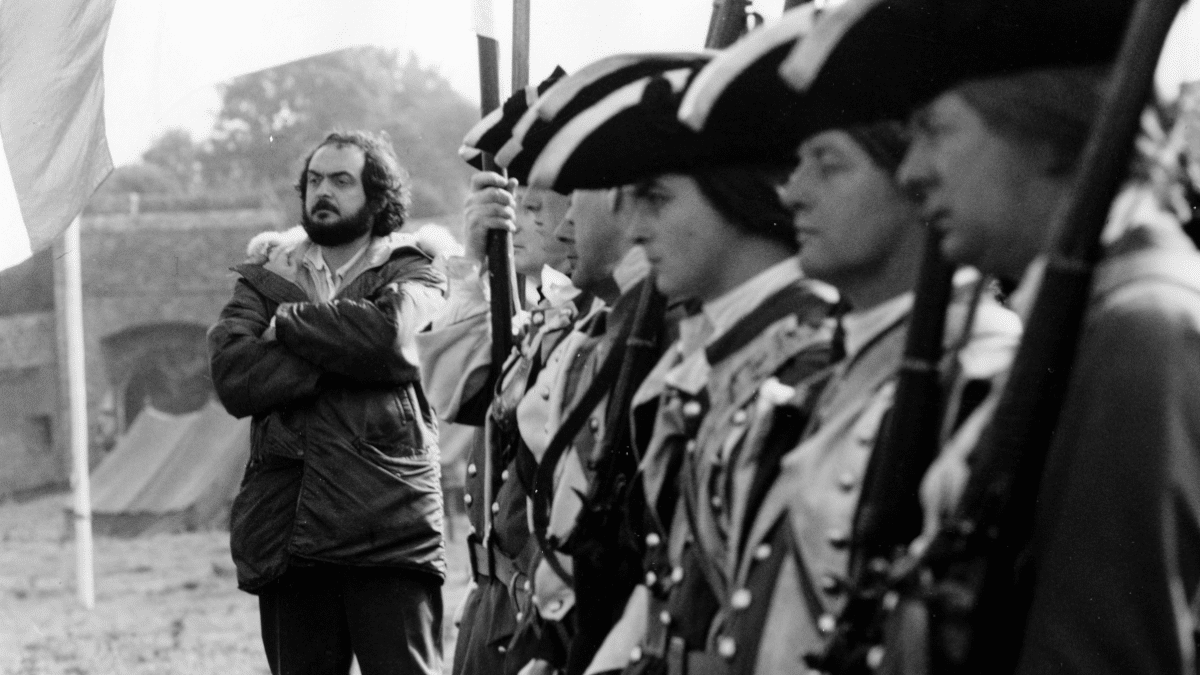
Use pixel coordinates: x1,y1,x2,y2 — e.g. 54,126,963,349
0,203,284,498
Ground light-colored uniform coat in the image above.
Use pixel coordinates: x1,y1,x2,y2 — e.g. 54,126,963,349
733,277,1021,674
590,260,837,675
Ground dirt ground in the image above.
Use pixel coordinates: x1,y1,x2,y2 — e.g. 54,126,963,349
0,493,472,674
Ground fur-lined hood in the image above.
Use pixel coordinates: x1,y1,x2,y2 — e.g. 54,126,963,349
242,224,462,285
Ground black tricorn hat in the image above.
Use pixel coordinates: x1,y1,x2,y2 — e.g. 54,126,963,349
528,59,773,193
496,52,714,185
678,4,819,163
459,66,567,182
684,0,1136,152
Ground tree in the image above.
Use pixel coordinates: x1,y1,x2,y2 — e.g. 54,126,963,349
142,129,202,194
200,46,477,219
94,163,182,196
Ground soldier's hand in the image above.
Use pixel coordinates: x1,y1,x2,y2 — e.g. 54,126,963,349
464,171,518,263
911,450,971,555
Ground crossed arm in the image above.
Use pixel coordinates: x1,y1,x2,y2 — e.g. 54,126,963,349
208,264,446,418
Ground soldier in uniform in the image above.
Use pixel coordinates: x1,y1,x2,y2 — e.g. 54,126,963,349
500,53,714,675
758,0,1199,671
418,67,589,675
668,10,1027,673
521,51,855,674
897,63,1200,675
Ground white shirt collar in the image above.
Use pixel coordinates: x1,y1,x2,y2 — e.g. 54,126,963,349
305,240,369,279
841,291,913,360
701,257,803,345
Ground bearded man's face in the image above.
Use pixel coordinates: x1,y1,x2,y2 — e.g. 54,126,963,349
301,144,373,246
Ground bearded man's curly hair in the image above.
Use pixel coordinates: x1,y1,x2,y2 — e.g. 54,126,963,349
296,130,412,237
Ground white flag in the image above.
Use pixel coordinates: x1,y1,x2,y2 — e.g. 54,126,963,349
0,0,117,271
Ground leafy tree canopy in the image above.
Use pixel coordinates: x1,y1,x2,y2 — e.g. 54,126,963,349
139,47,476,221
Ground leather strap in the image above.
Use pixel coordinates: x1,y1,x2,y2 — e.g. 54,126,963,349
469,537,524,590
531,312,636,585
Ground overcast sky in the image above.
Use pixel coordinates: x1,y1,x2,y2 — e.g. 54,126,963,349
103,0,768,165
102,0,1200,167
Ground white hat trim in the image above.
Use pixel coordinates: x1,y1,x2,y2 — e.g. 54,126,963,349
527,68,694,190
779,0,884,91
679,5,817,131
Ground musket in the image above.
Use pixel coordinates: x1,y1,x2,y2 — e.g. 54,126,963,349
806,229,956,674
706,0,754,49
829,1,1185,672
472,0,520,558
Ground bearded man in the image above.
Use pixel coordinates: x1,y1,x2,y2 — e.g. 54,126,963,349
208,130,449,675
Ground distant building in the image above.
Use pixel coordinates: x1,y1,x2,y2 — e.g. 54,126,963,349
0,193,286,499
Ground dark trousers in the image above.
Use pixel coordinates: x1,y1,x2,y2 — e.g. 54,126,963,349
258,564,443,675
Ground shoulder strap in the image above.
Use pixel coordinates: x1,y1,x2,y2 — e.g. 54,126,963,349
531,317,635,584
677,448,731,604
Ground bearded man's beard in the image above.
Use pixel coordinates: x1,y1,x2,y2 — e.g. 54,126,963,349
302,200,373,246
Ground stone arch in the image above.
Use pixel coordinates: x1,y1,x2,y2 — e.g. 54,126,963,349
100,322,212,433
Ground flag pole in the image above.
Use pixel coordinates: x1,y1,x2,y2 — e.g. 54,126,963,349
62,216,95,609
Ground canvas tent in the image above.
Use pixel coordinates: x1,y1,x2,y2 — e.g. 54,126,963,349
66,399,250,537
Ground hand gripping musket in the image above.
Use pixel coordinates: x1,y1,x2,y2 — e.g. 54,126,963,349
805,229,956,674
807,1,1186,673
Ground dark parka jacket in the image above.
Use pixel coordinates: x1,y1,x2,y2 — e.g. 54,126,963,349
208,228,448,593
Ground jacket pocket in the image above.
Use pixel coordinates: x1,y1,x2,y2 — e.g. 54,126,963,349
252,413,306,461
358,386,428,458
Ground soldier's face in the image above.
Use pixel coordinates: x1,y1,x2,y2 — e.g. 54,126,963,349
627,174,742,303
513,186,573,276
899,92,1063,280
780,130,920,290
557,188,629,294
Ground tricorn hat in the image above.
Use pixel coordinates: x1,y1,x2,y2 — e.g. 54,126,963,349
682,0,1135,158
496,52,714,186
678,3,819,162
458,66,567,183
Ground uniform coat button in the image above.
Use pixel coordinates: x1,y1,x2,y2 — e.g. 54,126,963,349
589,417,600,432
671,566,684,583
730,588,752,610
685,440,698,453
523,579,532,592
501,469,510,481
630,647,643,662
837,472,857,491
717,636,737,659
732,410,748,425
827,529,850,549
491,502,500,514
645,571,658,586
467,463,477,477
710,495,723,510
753,544,772,561
821,575,844,594
682,400,703,418
818,614,837,634
464,494,473,506
645,532,661,547
659,610,672,625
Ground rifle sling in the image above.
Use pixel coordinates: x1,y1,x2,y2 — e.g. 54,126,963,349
531,316,636,585
678,448,732,606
